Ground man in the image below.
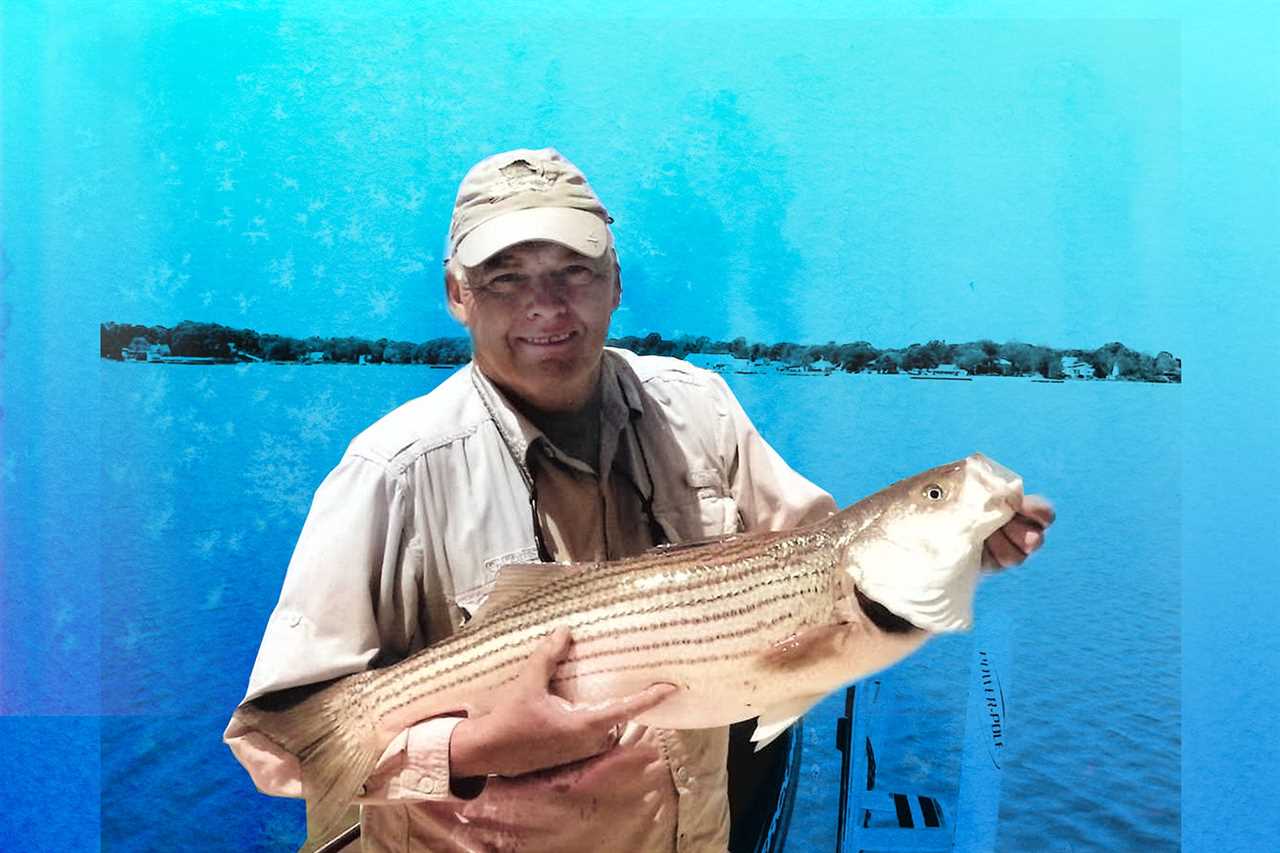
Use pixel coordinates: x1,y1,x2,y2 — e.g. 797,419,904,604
225,148,1053,852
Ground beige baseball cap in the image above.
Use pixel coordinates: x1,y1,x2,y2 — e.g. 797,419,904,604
446,148,613,267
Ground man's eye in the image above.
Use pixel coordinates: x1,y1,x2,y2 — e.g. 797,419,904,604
484,274,523,292
561,265,596,284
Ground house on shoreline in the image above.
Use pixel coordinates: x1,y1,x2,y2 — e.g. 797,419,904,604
780,358,835,375
684,353,754,373
122,337,172,362
121,336,242,365
686,353,835,375
919,362,969,377
1061,357,1095,379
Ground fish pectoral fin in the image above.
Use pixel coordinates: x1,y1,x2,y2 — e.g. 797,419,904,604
468,562,588,624
758,623,849,670
751,694,824,751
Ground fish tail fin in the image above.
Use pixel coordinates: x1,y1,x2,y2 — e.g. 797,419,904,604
232,674,382,852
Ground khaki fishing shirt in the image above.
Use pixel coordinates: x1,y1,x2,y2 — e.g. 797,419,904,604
225,348,835,852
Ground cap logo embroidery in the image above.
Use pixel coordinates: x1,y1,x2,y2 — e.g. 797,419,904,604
499,159,558,194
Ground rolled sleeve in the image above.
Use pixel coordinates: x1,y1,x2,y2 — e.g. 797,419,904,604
223,718,304,798
357,717,468,803
224,712,469,805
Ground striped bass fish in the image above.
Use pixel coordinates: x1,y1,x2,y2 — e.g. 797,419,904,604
233,452,1023,849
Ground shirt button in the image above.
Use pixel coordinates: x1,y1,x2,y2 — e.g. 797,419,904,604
675,767,690,785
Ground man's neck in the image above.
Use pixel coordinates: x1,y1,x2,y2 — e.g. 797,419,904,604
514,377,604,468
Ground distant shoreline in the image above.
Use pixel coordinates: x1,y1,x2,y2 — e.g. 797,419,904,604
101,359,1184,386
100,320,1181,384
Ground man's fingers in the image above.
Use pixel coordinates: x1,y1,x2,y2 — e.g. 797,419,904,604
1019,494,1056,528
1002,517,1045,554
583,683,678,724
981,542,999,570
522,627,573,686
983,493,1054,571
983,528,1024,570
622,683,679,716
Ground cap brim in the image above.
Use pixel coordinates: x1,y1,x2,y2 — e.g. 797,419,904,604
453,207,611,267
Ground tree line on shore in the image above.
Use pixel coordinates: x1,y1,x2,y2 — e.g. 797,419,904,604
101,320,472,366
100,321,1180,382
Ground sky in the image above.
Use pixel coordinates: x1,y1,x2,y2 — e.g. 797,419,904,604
4,4,1186,355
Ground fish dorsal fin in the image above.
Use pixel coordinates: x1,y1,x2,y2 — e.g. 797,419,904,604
646,526,794,557
467,562,584,624
645,532,744,555
751,693,825,750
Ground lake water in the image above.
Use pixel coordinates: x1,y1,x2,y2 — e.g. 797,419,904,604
86,361,1179,851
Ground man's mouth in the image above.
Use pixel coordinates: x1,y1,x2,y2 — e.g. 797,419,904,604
519,331,576,345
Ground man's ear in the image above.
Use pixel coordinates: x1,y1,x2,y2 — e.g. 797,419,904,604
445,268,469,325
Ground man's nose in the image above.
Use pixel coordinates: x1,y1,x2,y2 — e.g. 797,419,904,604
523,276,568,315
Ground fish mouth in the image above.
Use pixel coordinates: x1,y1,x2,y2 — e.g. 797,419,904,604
969,453,1024,515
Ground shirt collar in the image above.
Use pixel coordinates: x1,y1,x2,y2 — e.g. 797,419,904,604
469,350,643,479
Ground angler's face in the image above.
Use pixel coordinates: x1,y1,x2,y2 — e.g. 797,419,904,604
448,241,620,413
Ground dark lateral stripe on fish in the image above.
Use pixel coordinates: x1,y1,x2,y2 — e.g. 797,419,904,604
566,594,813,653
552,611,808,676
463,560,786,632
551,644,816,684
372,563,834,717
396,561,824,669
378,587,818,717
457,554,831,656
387,562,829,689
469,529,819,622
561,572,833,649
383,617,816,703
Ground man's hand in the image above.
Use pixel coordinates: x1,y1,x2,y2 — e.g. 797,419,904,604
982,493,1055,570
449,627,676,779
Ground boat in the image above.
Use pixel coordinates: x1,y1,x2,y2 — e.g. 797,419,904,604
908,364,972,381
835,625,1009,853
147,355,223,365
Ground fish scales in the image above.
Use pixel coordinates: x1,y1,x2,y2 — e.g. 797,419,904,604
547,546,838,687
371,530,839,730
231,452,1025,851
382,530,821,686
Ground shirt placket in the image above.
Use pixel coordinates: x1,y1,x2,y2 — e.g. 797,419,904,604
658,729,701,852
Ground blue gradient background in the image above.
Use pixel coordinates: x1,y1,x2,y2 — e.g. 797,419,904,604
2,2,1276,851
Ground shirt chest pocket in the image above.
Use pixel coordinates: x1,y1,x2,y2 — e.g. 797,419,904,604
680,468,742,538
449,545,541,621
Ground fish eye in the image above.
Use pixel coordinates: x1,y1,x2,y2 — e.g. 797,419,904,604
922,484,946,501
